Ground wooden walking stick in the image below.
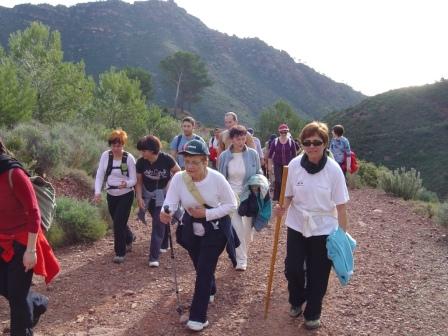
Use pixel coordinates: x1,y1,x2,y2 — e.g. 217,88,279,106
264,165,288,319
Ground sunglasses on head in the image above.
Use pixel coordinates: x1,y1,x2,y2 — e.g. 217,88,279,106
302,140,324,147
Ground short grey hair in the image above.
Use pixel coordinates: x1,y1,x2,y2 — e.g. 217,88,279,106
224,111,238,122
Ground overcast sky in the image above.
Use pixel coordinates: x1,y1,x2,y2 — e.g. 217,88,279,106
2,0,448,96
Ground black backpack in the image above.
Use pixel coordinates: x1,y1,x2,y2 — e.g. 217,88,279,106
104,151,129,189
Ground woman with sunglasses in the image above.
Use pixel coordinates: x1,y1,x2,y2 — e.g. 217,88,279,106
268,124,297,201
274,121,349,330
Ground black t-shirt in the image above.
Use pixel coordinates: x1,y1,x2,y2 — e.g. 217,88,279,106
136,152,176,191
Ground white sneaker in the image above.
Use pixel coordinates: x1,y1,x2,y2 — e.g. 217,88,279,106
235,264,247,271
113,256,125,264
209,295,215,303
186,320,209,331
160,248,168,253
148,261,160,268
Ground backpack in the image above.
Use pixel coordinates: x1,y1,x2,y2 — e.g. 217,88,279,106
176,134,202,152
104,151,129,188
341,151,359,174
274,137,293,148
8,170,56,231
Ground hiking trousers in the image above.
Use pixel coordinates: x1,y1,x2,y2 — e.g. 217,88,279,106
285,228,332,321
146,200,166,262
107,191,134,257
0,242,48,336
187,222,227,323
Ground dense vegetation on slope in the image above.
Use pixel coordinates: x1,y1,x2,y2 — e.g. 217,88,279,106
325,80,448,198
0,0,364,124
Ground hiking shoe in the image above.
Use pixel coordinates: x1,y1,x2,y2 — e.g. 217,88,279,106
209,295,215,303
235,264,247,271
32,295,48,327
304,319,321,330
186,320,209,331
149,261,160,268
289,305,302,318
160,248,168,253
113,256,125,264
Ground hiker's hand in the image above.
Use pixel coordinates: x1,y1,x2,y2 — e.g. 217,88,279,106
23,250,37,272
274,204,286,218
137,197,145,210
118,181,127,189
188,206,206,218
159,210,172,225
93,194,101,204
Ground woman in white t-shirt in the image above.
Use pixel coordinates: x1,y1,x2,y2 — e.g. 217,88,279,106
218,125,261,271
275,121,349,330
160,139,238,332
94,129,137,264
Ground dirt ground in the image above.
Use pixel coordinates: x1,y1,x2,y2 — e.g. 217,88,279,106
1,189,448,336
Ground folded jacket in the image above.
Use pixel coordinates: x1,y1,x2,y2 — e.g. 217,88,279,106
326,227,356,286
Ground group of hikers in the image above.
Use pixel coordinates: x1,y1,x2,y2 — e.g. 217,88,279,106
0,110,354,334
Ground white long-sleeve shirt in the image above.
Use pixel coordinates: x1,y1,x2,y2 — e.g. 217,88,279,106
163,168,237,221
94,150,137,196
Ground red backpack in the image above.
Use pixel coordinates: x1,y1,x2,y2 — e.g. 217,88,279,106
341,151,359,173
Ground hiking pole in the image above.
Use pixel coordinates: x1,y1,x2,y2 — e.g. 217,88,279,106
264,165,288,319
163,205,183,316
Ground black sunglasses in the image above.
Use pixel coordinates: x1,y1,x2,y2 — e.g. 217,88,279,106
302,140,324,147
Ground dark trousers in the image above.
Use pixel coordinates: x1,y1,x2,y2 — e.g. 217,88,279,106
187,223,227,323
285,228,332,321
107,191,134,257
0,242,48,336
147,200,165,262
273,164,285,201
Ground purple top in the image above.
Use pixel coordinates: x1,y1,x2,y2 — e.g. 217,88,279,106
269,137,297,165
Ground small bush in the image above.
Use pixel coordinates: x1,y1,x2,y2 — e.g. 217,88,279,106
45,223,66,248
416,188,440,203
56,197,107,243
412,201,439,219
54,167,94,192
346,173,362,189
437,202,448,227
357,161,380,187
378,167,422,200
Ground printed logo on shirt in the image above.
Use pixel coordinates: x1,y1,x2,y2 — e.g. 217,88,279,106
143,168,169,180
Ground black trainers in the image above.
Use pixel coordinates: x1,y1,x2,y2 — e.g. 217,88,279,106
32,295,49,327
289,305,302,318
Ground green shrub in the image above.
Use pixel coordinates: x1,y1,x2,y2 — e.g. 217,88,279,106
412,201,439,219
437,202,448,227
45,223,66,248
357,160,380,187
54,167,94,192
416,188,440,203
378,167,422,200
346,173,362,189
55,196,107,243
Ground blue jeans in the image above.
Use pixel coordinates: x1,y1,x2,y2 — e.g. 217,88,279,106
147,200,164,262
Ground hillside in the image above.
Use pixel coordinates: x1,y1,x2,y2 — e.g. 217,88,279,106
0,0,365,124
325,80,448,198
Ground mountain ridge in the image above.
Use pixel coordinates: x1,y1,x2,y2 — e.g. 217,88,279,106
0,0,365,124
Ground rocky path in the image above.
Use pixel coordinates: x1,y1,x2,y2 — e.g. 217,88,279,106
1,189,447,336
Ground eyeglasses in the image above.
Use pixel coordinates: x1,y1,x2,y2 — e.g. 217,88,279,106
302,140,324,147
184,160,203,167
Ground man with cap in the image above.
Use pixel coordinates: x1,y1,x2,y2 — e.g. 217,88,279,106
161,139,239,332
268,124,297,201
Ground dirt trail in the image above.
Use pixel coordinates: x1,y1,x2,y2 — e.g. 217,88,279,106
1,189,447,336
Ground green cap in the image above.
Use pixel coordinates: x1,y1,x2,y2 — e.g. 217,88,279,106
179,139,210,156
